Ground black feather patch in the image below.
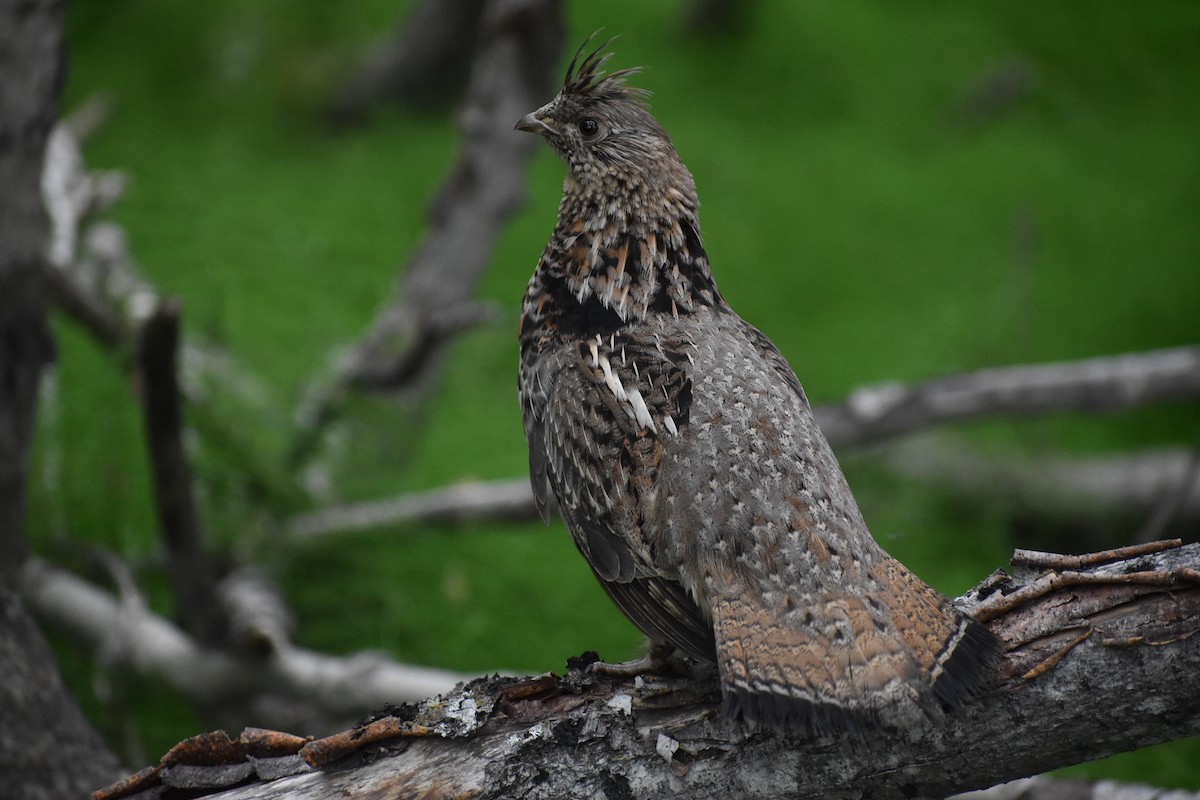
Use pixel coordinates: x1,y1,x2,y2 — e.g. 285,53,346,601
722,685,875,737
598,575,716,663
930,616,1004,709
584,523,635,583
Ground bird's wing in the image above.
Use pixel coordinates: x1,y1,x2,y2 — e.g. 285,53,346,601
598,573,716,662
736,320,810,406
522,329,714,660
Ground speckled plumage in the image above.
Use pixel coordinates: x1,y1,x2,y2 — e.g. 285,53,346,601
516,40,1000,733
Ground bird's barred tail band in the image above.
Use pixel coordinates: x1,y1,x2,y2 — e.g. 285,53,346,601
929,614,1003,710
710,573,1003,735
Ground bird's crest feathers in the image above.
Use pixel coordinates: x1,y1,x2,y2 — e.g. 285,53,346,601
563,33,650,106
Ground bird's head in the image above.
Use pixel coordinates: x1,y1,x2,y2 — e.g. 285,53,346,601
516,36,696,212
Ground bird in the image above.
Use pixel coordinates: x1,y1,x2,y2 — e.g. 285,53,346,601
515,37,1001,735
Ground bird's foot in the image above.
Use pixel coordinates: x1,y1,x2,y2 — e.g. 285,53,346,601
587,643,690,678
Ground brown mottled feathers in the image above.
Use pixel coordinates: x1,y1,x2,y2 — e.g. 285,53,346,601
516,37,1000,734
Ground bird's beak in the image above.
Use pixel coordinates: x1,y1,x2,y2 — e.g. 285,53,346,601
515,113,554,136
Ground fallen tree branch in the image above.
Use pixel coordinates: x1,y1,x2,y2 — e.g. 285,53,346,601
1137,436,1200,542
284,346,1200,539
136,299,228,645
874,438,1200,523
289,0,564,467
92,542,1200,799
284,444,1200,540
816,345,1200,448
40,107,310,518
951,775,1200,800
20,559,468,732
286,477,535,539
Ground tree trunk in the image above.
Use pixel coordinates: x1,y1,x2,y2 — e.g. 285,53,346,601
0,1,124,797
0,0,60,566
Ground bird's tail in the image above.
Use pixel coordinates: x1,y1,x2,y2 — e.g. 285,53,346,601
710,556,1001,734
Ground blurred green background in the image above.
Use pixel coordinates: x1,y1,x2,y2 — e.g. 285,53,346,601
34,0,1200,786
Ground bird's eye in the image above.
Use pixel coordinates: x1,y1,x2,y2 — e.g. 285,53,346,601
578,118,599,137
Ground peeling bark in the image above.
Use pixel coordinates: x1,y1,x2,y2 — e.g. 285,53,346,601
92,542,1200,800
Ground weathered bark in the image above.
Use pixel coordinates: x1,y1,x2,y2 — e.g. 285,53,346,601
290,0,564,466
0,2,124,797
0,0,60,569
92,542,1200,799
0,585,123,800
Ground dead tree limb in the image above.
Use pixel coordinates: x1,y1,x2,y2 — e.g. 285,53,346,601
92,541,1200,800
951,776,1200,800
816,345,1200,448
136,299,228,645
286,441,1200,540
40,111,311,515
290,0,564,467
875,438,1200,523
286,477,535,539
20,559,468,732
283,345,1200,539
327,0,488,121
0,3,126,797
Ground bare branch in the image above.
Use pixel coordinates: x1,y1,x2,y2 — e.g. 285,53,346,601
951,776,1200,800
1,6,126,795
0,0,60,569
290,0,565,466
327,0,488,121
815,345,1200,448
91,543,1200,799
285,346,1200,538
954,57,1035,127
1136,436,1200,541
217,567,296,657
286,477,536,539
874,437,1200,523
20,559,468,730
284,443,1200,540
136,299,229,645
40,114,312,516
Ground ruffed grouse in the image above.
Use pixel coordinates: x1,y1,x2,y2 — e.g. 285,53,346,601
516,39,1000,734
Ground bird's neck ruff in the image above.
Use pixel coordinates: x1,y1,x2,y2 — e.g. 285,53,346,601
522,184,723,339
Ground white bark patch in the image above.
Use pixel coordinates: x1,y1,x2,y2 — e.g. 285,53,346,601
656,733,679,763
606,693,633,715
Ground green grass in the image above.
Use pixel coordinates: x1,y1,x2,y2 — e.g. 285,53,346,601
35,0,1200,785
